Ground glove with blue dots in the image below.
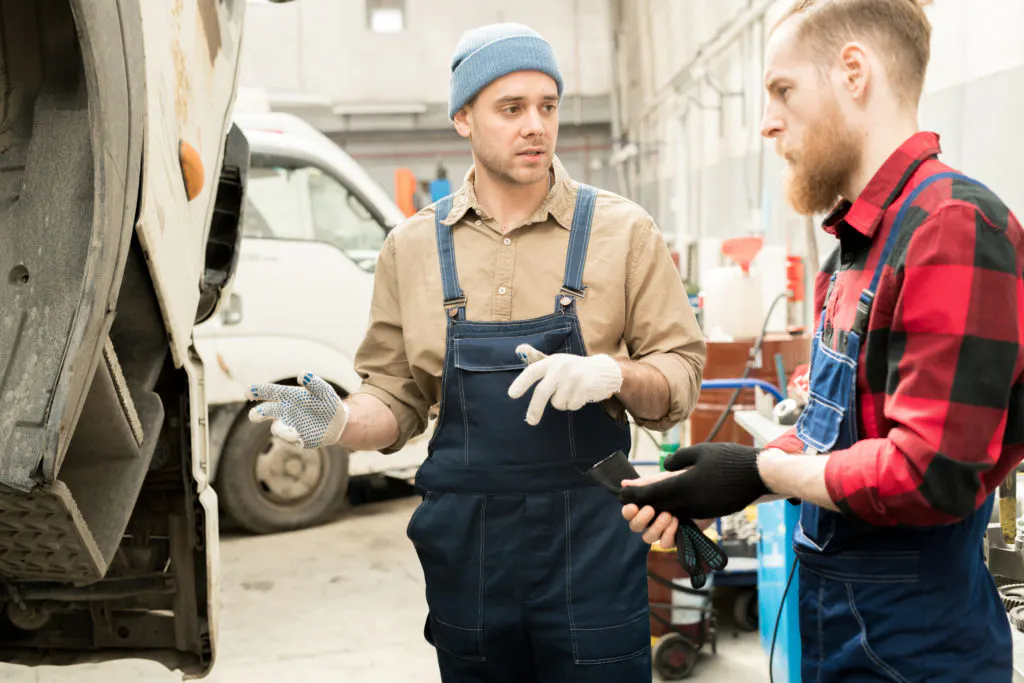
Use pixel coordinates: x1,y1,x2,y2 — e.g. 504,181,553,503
246,373,349,449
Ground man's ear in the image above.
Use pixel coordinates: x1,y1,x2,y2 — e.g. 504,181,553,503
453,106,472,139
839,41,870,100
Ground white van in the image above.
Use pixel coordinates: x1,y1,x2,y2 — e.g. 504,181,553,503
194,112,430,535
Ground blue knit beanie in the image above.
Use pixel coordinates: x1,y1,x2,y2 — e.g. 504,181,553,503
448,23,564,119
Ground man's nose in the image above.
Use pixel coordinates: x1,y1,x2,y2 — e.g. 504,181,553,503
522,108,544,136
761,107,782,139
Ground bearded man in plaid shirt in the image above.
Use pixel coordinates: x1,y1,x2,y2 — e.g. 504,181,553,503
620,0,1024,680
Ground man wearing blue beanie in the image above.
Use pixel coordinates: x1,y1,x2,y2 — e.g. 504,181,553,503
246,21,707,682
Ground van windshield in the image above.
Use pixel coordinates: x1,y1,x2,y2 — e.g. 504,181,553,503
243,163,386,272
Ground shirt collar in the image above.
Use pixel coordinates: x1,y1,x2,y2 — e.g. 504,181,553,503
823,131,942,237
440,155,576,230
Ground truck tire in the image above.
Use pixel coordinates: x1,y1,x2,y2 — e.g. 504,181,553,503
217,417,350,535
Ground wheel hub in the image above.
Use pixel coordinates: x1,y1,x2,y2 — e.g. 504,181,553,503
283,456,304,478
254,437,327,506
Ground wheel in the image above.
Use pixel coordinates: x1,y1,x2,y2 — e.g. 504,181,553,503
733,588,758,632
999,584,1024,612
653,632,699,680
1011,605,1024,632
217,416,350,534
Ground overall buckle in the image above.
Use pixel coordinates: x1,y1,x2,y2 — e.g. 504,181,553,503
444,296,467,317
559,286,585,300
558,286,585,308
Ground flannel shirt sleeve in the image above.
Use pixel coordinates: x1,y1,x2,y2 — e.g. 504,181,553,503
824,201,1024,526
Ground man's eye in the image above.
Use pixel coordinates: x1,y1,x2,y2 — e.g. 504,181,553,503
504,106,520,115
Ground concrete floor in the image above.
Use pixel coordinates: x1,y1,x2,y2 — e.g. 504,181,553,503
0,494,771,683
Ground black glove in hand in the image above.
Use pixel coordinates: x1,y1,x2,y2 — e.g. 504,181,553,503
676,520,728,589
620,443,770,520
585,450,729,589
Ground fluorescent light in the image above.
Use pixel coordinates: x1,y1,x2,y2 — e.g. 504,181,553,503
370,8,403,33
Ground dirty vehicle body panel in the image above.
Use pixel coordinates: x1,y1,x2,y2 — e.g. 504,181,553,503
0,0,251,676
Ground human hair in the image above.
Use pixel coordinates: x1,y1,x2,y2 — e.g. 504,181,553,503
775,0,933,106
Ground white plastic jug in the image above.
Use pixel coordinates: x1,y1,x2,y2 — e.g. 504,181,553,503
753,245,789,333
700,266,764,340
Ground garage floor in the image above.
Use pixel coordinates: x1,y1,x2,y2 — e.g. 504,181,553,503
0,494,771,683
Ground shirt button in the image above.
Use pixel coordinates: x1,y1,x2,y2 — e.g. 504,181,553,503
503,238,511,245
475,220,482,226
498,287,507,295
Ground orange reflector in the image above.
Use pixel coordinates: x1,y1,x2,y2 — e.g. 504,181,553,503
216,352,233,380
179,140,205,201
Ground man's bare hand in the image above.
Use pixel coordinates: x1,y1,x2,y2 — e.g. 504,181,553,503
622,503,678,548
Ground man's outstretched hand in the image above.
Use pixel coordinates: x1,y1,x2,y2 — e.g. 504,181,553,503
620,443,770,520
247,373,349,449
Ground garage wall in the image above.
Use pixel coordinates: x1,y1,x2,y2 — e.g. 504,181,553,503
610,0,1024,279
239,0,612,111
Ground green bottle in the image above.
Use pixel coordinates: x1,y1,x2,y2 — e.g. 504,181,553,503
659,424,682,472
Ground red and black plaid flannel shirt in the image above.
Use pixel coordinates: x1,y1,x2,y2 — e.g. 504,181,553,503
768,131,1024,527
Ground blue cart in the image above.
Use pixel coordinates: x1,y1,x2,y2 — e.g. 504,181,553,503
735,409,802,683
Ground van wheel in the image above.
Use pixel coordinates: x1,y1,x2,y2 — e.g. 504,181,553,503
217,418,350,535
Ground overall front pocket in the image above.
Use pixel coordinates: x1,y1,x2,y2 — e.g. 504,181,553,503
800,551,921,683
565,487,651,664
407,492,487,661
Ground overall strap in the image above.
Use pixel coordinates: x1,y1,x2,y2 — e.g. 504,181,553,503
559,184,598,307
852,171,985,336
434,195,466,321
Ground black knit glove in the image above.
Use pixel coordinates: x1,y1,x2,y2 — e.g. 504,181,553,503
620,443,770,520
675,520,728,589
585,449,729,588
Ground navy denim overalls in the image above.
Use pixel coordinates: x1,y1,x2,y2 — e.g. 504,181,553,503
406,185,652,682
793,171,1011,682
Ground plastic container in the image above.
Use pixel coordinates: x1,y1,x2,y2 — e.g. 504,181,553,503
753,245,788,333
700,266,764,340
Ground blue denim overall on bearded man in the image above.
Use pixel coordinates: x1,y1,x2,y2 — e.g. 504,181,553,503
793,171,1011,682
406,185,652,682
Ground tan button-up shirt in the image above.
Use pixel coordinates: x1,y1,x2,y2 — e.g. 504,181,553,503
354,157,706,453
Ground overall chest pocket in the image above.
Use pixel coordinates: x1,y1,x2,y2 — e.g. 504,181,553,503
454,327,572,371
795,331,862,550
452,327,573,463
796,332,860,454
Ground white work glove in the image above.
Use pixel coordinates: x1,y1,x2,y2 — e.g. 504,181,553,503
246,373,349,449
507,344,623,426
